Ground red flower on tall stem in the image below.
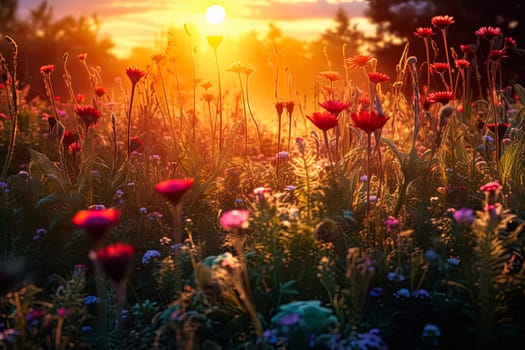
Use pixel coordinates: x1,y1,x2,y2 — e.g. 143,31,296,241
62,131,76,148
455,59,470,69
351,109,389,134
75,105,102,132
40,64,55,75
72,208,121,244
431,15,455,30
367,72,390,84
475,26,501,40
430,63,450,73
125,67,146,85
155,179,194,206
90,243,135,284
487,49,507,62
426,91,455,105
306,111,339,130
346,55,373,69
319,100,350,117
95,86,106,97
318,71,342,82
414,27,433,38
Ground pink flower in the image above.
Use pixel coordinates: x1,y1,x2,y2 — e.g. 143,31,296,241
480,181,502,193
219,210,250,231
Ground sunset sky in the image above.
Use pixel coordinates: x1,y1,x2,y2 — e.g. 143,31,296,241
17,0,370,57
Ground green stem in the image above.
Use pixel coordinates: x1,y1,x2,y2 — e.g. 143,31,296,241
126,83,137,160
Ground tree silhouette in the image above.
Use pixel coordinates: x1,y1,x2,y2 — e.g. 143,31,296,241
1,1,121,101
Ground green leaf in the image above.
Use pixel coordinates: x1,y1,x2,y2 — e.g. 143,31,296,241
380,137,404,163
514,84,525,107
35,194,56,208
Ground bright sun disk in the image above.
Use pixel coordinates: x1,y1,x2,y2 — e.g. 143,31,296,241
205,5,226,25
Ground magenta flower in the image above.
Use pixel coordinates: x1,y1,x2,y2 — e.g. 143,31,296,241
480,181,502,193
220,210,250,231
453,208,475,225
155,179,194,206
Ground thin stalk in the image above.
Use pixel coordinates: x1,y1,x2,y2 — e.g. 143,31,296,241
440,29,454,91
366,132,372,216
322,129,336,185
237,74,248,162
213,48,223,152
126,82,137,160
245,75,264,154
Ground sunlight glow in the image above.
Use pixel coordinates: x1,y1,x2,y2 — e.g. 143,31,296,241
205,5,226,25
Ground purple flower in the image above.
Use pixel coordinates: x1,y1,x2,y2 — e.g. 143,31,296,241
412,289,431,300
279,313,300,326
142,250,161,265
453,208,475,225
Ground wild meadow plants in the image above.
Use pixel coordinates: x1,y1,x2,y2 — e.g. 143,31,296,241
1,14,525,350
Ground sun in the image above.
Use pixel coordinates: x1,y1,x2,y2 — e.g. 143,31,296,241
205,5,226,25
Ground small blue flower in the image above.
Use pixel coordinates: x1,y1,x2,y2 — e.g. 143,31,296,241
424,249,440,263
369,287,383,298
285,185,296,191
140,207,147,214
83,296,100,305
447,257,460,266
484,135,494,143
387,271,405,282
80,325,92,333
142,250,161,265
412,289,431,300
394,288,410,299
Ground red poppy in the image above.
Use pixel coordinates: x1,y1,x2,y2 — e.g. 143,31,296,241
426,91,455,105
40,64,55,75
75,105,102,130
351,109,389,134
76,94,85,104
68,142,81,154
431,15,455,30
90,243,135,283
306,111,339,131
125,67,146,85
155,179,194,205
367,72,390,84
77,53,87,61
130,136,143,152
151,53,165,63
414,27,433,38
72,208,121,243
319,100,350,117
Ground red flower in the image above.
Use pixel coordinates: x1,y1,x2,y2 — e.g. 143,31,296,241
95,86,106,97
504,37,517,48
77,53,87,61
488,49,507,62
455,59,470,69
275,101,286,118
431,15,455,30
72,208,121,244
155,179,194,205
367,72,390,84
319,100,350,117
346,55,373,69
62,131,76,148
306,111,339,131
130,136,143,152
460,44,475,56
480,180,502,193
40,64,55,75
426,91,455,105
486,122,511,139
151,53,165,63
475,26,501,40
414,27,433,38
76,94,85,104
351,109,389,134
75,105,102,130
430,63,450,73
68,142,81,154
125,67,146,85
90,243,135,283
318,71,342,82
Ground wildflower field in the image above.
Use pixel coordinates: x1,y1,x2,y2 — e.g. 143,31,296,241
1,12,525,350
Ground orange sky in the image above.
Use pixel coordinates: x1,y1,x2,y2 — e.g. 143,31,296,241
18,0,370,57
